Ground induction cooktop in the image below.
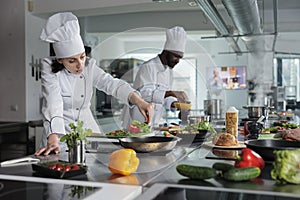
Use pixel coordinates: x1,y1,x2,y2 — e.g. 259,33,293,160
0,174,142,200
0,178,101,200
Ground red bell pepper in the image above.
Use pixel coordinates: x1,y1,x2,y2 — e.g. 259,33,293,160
235,148,265,170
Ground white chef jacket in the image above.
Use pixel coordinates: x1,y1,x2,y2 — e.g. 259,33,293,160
41,57,135,138
121,56,177,128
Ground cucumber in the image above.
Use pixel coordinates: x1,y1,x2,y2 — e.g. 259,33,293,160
223,167,261,181
212,162,234,173
176,164,217,180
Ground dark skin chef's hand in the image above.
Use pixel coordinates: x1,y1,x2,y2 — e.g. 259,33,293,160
129,92,153,124
34,133,60,156
165,91,189,103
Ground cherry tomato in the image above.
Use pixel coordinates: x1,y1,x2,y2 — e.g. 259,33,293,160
63,165,72,171
55,163,63,171
71,164,80,170
48,164,56,170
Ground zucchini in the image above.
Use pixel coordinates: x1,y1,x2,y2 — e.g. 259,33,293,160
223,167,261,181
212,162,234,173
176,164,217,180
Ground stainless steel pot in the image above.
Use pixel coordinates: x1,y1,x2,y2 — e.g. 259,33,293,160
204,99,223,119
243,106,266,118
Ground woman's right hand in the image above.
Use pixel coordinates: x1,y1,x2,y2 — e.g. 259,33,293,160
34,133,60,156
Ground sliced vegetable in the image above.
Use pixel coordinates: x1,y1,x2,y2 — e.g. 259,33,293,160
130,120,150,133
128,124,141,133
176,164,217,180
108,149,140,176
235,148,265,170
223,167,261,182
271,149,300,184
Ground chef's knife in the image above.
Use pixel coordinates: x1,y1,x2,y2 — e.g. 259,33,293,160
0,156,40,167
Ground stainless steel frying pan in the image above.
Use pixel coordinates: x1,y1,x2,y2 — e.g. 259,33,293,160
119,136,179,153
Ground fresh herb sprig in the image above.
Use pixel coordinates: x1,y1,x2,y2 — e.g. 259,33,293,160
60,121,92,148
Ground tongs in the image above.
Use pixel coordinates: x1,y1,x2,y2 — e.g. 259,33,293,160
0,156,40,167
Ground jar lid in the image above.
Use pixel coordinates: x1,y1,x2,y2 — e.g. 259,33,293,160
226,106,238,113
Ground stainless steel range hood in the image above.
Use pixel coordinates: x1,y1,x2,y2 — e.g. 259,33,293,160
222,0,265,53
196,0,266,54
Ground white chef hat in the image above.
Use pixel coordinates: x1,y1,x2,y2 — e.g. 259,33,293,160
40,12,85,58
163,26,187,56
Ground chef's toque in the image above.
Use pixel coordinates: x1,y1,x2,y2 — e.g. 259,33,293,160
40,12,85,58
163,26,187,56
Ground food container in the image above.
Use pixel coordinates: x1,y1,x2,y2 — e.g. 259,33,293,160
188,115,210,124
119,136,178,153
225,106,239,138
32,161,87,178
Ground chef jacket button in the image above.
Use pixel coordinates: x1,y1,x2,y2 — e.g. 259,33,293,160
81,95,84,98
80,76,83,79
76,108,79,110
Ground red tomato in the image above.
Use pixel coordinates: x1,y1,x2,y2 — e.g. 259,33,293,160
71,164,80,170
48,164,56,170
63,165,72,172
128,124,140,133
55,163,63,171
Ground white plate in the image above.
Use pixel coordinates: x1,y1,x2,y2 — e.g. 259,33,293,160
204,141,246,149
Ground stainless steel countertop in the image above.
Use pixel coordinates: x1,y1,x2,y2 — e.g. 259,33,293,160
0,139,299,199
0,141,193,187
143,145,300,198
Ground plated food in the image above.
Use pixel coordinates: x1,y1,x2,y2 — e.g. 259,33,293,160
213,133,238,146
105,120,151,138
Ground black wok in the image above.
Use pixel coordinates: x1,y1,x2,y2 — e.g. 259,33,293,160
245,139,300,161
119,136,178,153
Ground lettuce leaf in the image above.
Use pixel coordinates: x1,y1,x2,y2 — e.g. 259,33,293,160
271,149,300,184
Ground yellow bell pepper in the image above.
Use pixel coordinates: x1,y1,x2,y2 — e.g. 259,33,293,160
108,148,140,176
108,174,140,185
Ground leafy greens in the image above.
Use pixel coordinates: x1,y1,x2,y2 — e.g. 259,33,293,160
271,149,300,184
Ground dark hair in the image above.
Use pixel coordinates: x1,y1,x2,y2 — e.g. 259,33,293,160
51,59,65,73
51,57,90,73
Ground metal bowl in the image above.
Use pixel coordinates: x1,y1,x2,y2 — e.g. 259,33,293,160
119,136,178,153
245,139,300,161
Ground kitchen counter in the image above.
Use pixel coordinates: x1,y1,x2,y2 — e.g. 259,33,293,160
140,145,300,199
0,136,299,199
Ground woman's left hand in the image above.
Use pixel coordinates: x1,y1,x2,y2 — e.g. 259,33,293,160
34,133,60,156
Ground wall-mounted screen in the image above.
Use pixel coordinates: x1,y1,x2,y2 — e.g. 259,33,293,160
206,66,247,90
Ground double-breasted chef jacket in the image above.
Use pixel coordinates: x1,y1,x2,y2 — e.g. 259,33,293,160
41,57,135,138
121,56,177,128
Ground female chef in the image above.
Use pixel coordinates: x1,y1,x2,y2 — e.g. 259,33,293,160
121,26,188,128
35,12,153,156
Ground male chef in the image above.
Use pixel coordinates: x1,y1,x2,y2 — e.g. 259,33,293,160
121,26,189,129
